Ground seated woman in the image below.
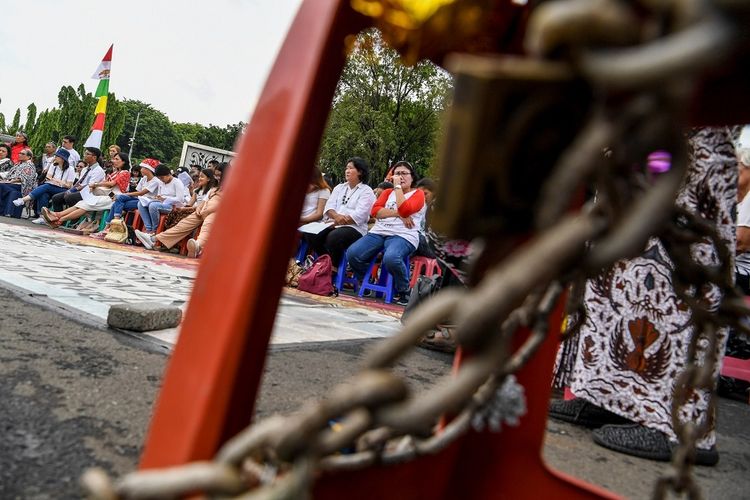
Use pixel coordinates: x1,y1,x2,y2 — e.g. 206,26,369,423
299,166,331,225
304,157,376,267
0,148,37,217
137,164,186,235
134,165,229,258
163,168,218,229
0,144,13,174
13,148,76,219
41,152,131,227
103,158,161,228
346,161,425,305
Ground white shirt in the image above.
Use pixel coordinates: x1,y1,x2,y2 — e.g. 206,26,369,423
369,189,426,249
300,188,331,219
81,164,106,186
323,182,376,236
157,178,187,207
41,153,55,172
65,147,81,168
45,163,77,184
138,177,164,206
736,190,750,275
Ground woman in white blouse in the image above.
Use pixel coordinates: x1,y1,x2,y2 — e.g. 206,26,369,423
305,157,376,267
299,166,331,224
13,148,76,218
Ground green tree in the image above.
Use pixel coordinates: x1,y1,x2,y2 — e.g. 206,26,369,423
318,29,452,184
0,113,6,134
9,108,21,135
24,104,37,136
117,99,181,164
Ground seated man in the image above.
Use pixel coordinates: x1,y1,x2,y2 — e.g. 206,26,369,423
49,148,106,212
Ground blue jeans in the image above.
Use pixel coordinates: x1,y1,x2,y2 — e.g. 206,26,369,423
29,183,67,215
0,183,23,217
107,195,139,223
346,233,415,294
137,201,172,232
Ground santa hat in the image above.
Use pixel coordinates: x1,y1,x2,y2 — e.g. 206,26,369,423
139,158,159,173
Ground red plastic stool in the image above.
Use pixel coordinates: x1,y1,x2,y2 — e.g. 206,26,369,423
721,356,750,403
409,256,442,288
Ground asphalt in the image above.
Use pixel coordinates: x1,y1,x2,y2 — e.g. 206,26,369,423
0,258,748,499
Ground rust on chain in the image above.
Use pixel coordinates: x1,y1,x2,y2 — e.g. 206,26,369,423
80,1,750,499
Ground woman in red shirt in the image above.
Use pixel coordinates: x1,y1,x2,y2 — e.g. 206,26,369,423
9,132,30,164
346,161,425,305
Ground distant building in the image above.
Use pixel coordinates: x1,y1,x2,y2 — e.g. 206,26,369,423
178,141,235,169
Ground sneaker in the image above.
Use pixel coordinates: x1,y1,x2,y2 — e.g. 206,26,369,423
12,198,25,207
186,238,202,258
134,229,155,250
31,217,46,225
395,291,410,306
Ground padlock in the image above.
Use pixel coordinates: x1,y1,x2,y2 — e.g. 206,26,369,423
431,54,592,239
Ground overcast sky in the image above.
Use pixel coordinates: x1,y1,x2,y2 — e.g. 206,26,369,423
0,0,302,128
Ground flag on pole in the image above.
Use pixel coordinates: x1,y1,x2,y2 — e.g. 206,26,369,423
83,45,113,149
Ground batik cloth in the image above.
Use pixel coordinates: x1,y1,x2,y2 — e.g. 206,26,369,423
559,127,739,449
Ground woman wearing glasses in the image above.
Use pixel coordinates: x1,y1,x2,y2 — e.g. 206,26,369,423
0,148,37,217
304,157,376,267
346,161,425,305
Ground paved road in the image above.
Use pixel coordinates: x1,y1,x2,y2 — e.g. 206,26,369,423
0,218,748,499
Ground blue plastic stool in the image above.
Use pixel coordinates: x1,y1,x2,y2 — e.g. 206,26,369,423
334,254,359,292
295,240,309,263
357,254,410,304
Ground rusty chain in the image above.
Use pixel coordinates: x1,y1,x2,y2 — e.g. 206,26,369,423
81,1,747,498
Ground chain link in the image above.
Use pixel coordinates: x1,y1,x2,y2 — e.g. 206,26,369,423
81,1,747,498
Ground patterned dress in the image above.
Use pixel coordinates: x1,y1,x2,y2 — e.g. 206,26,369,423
559,127,738,449
6,160,38,196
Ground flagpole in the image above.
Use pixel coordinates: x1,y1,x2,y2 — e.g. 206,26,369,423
129,111,140,158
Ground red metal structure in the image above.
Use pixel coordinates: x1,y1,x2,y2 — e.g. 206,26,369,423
139,0,750,497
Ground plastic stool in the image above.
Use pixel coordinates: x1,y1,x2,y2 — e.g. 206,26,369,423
334,255,359,292
358,254,410,304
409,256,442,288
295,240,309,263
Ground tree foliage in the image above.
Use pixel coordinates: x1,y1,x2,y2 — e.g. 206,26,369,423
1,86,244,166
318,29,452,185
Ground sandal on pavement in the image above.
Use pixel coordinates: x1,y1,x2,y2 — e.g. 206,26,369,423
418,325,456,353
592,423,719,466
41,207,59,224
549,398,631,429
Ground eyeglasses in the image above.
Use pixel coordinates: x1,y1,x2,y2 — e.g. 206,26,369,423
18,152,29,156
393,171,411,176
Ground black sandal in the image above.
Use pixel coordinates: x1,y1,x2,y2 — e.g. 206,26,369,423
593,423,719,466
548,398,631,428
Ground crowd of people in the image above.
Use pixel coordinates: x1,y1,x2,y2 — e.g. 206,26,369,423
298,158,450,306
0,131,228,259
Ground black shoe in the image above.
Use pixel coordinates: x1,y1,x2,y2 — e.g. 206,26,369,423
395,292,410,306
549,398,631,428
592,423,719,466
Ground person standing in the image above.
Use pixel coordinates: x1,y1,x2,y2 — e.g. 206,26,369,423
60,135,81,170
9,132,30,164
550,127,739,466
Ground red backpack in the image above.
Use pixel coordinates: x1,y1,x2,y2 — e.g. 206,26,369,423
297,254,338,296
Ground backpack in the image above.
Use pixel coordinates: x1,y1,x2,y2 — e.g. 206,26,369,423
401,274,442,323
104,218,129,243
297,254,338,296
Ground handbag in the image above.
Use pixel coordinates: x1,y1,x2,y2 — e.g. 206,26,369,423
297,255,337,296
285,256,312,288
104,218,129,243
